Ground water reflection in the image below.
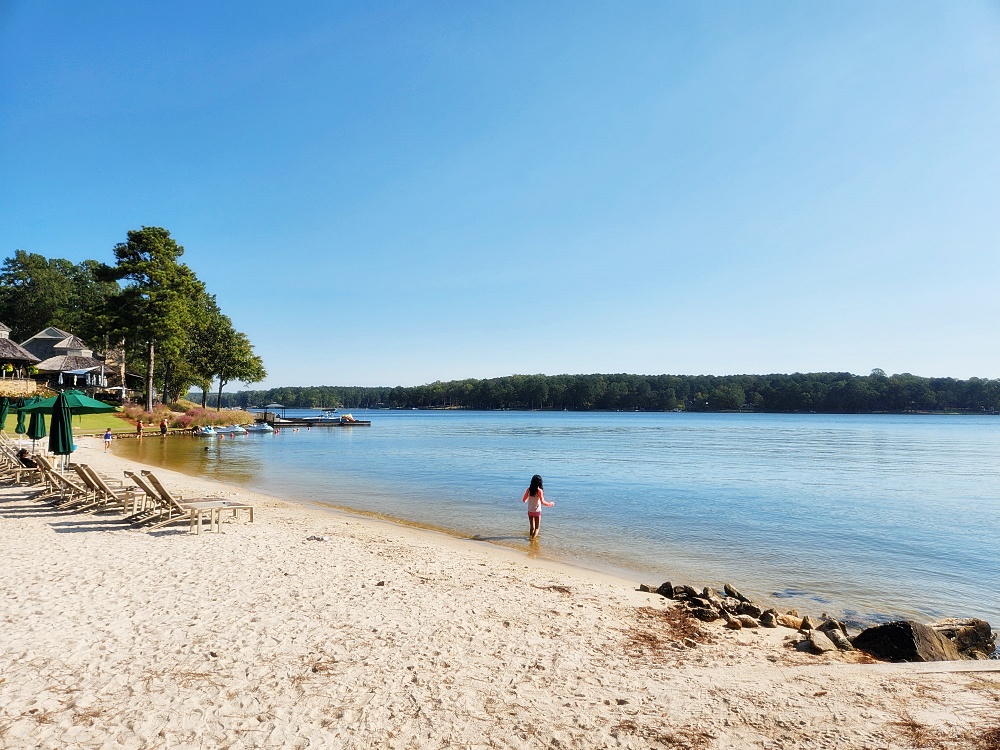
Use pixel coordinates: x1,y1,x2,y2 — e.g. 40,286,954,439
111,411,1000,624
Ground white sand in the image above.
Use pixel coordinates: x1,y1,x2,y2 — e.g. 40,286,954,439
1,437,997,749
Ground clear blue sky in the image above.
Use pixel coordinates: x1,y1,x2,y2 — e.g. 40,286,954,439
2,2,999,388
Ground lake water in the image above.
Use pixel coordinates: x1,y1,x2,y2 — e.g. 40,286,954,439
113,411,1000,627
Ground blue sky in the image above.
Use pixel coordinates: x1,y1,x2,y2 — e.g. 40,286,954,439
2,2,999,388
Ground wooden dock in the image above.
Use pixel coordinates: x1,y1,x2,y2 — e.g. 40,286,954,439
268,418,371,427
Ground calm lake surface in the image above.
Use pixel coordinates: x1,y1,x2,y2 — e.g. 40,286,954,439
114,411,1000,626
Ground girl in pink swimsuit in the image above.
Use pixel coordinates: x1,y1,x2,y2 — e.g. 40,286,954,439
521,474,554,540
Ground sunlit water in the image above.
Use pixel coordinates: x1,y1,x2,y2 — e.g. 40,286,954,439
113,411,1000,626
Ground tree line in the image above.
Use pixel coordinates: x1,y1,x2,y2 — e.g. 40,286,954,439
0,227,266,411
209,370,1000,413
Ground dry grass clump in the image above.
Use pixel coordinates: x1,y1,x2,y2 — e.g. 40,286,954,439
979,726,1000,750
636,605,712,643
612,719,713,749
623,606,713,661
531,584,572,595
72,707,104,726
886,712,996,750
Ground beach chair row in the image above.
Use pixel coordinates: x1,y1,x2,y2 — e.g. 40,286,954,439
2,449,253,534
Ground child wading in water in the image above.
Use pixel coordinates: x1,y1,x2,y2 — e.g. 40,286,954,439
521,474,554,539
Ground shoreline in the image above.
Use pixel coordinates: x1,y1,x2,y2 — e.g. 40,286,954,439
1,438,998,747
104,429,987,629
91,435,646,592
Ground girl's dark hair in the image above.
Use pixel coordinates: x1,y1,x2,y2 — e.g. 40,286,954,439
528,474,543,496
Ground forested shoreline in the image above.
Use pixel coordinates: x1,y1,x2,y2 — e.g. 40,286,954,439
201,370,1000,414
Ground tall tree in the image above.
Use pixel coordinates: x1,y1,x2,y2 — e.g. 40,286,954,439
99,227,204,411
210,325,266,408
0,250,118,341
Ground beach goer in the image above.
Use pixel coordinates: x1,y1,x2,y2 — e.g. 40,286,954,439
159,418,168,436
521,474,554,540
136,420,144,438
103,428,112,452
17,448,36,468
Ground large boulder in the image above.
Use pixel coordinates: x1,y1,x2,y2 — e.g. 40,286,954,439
853,621,961,662
928,618,996,660
807,629,838,653
824,628,855,652
776,613,804,630
689,607,720,622
723,583,751,603
759,610,778,628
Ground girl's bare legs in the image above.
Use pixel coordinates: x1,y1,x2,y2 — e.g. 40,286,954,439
529,516,540,539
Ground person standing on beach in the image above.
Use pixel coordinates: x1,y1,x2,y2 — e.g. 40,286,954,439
159,418,168,436
136,420,143,439
103,428,112,452
521,474,554,540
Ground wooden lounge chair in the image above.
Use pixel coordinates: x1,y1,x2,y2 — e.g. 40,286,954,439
73,464,143,514
121,470,173,525
0,444,41,486
129,470,254,534
32,455,92,508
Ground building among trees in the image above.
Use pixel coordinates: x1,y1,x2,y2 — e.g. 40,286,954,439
0,321,39,389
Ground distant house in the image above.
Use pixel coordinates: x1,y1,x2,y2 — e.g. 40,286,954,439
0,321,40,372
20,326,109,389
0,322,41,395
21,326,88,362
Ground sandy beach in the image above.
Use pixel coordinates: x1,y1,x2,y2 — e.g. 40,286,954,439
1,437,997,749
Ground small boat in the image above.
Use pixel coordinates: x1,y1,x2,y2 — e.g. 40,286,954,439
301,410,342,423
215,424,248,435
192,426,217,436
245,422,274,433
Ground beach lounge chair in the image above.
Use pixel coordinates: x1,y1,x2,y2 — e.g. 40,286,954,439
122,470,173,525
0,444,41,485
32,455,92,508
73,464,143,514
128,470,254,534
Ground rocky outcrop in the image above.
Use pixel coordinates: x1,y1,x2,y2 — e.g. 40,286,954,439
852,621,960,662
927,618,996,660
641,580,994,662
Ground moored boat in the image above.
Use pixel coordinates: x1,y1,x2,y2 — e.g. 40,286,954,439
215,424,248,435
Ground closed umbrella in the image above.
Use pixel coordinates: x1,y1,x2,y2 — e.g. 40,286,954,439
48,393,75,465
27,408,47,451
14,397,28,436
0,397,8,430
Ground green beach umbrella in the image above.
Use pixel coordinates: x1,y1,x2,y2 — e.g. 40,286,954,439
0,397,8,430
27,408,47,444
48,393,75,457
14,397,28,435
18,390,116,415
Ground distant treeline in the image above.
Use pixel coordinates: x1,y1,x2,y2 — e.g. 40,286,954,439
192,370,1000,413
